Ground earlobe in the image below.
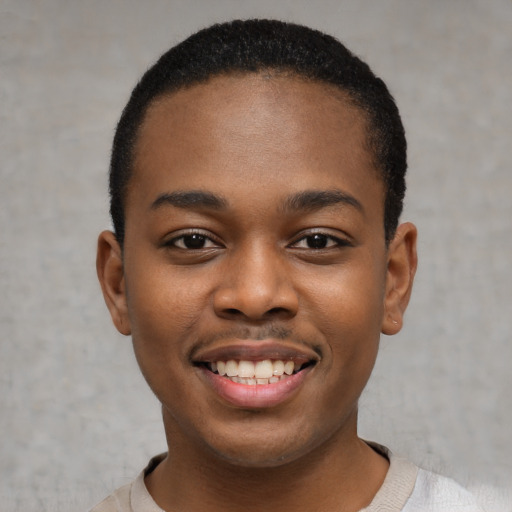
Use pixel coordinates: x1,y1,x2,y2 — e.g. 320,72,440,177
96,230,132,336
381,222,418,336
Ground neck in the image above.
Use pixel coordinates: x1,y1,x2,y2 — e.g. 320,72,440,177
145,411,389,512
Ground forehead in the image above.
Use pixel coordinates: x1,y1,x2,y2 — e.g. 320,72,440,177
129,73,382,214
137,73,368,154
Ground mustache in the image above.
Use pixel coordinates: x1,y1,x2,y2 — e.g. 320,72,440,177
203,324,293,344
192,324,323,359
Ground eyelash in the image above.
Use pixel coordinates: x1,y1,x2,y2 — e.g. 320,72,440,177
164,230,350,251
165,231,222,250
290,232,351,250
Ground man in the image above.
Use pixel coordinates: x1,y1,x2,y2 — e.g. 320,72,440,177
93,19,483,512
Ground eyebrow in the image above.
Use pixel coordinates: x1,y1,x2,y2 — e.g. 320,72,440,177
150,188,363,215
282,189,364,214
151,190,228,211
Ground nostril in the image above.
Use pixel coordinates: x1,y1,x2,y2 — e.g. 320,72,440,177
267,307,287,315
220,306,293,320
225,308,242,316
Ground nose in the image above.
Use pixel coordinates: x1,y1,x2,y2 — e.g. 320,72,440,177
213,244,299,321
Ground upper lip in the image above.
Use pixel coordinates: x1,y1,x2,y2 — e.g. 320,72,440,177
192,339,320,365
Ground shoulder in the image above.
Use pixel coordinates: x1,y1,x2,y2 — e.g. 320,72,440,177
88,481,132,512
402,468,486,512
88,454,166,512
364,442,486,512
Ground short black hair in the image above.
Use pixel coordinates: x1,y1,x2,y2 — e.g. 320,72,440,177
110,19,406,245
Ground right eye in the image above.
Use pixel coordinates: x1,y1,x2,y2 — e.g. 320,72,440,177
168,233,220,250
292,233,344,250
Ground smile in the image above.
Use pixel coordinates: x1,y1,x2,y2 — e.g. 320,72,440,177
206,359,309,385
193,340,319,407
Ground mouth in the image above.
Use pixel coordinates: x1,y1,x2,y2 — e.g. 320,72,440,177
193,341,318,408
198,358,315,386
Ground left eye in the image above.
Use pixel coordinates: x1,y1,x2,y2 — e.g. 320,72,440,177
170,233,218,249
292,233,343,249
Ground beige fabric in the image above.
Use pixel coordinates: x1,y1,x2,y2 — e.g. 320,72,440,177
403,470,485,512
88,445,481,512
90,455,166,512
362,443,418,511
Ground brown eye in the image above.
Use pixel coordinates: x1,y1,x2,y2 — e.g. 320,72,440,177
171,233,218,249
292,233,346,250
182,234,207,249
305,234,329,249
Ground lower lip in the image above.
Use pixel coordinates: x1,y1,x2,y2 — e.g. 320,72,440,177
200,366,313,409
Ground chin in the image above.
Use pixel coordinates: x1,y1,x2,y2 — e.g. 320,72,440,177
211,445,304,469
202,426,325,470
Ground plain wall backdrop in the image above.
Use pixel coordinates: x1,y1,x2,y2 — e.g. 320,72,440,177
1,1,511,510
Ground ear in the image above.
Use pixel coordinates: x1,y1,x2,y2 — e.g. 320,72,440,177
381,222,418,335
96,230,131,335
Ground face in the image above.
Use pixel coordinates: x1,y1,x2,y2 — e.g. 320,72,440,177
98,74,416,468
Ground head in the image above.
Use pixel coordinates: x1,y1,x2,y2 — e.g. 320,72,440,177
109,19,406,246
97,20,417,469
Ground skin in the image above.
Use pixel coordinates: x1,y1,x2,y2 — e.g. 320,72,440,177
97,73,417,512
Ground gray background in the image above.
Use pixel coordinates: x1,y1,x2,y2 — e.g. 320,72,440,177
1,1,511,510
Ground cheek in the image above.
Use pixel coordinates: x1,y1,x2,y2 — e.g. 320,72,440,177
128,259,211,312
301,258,386,369
304,261,386,330
124,264,212,363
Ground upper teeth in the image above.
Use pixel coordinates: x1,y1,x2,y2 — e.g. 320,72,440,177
211,359,299,379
